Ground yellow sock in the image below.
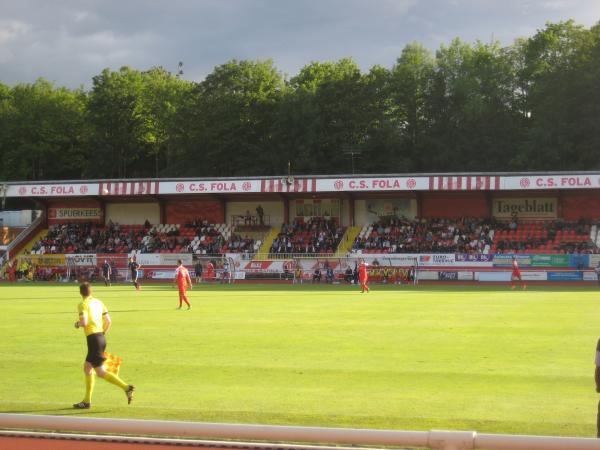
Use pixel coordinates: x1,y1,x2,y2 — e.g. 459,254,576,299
84,373,95,403
102,371,128,391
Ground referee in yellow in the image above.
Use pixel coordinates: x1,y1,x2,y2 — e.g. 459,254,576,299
73,282,135,409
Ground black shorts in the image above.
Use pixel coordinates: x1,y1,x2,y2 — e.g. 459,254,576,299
131,271,138,282
86,332,106,367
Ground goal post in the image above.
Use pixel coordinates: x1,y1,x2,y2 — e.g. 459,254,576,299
191,255,237,284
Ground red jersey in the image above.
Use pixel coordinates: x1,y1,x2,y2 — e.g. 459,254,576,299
359,263,368,280
175,266,191,287
512,259,521,276
206,262,215,278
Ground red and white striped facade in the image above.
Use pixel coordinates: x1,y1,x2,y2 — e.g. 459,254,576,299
5,173,600,197
428,175,501,191
260,178,317,193
98,181,159,196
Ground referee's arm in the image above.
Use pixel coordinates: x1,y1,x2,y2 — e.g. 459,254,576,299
102,313,112,334
75,312,88,329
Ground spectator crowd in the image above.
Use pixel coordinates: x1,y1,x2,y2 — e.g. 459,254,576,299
270,218,345,255
353,217,494,254
29,221,256,256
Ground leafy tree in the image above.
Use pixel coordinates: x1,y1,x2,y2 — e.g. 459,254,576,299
179,59,285,176
0,79,87,180
87,67,148,178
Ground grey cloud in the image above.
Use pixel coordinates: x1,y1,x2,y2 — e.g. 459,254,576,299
0,0,597,88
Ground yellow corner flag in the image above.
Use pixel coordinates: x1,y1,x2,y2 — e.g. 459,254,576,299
103,352,123,375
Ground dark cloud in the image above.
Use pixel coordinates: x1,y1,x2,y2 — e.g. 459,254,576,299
0,0,598,87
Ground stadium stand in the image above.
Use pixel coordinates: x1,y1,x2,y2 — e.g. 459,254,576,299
491,219,599,254
352,218,495,254
269,218,345,255
353,218,600,255
28,222,260,256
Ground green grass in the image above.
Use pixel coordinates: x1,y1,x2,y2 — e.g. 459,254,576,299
0,283,599,437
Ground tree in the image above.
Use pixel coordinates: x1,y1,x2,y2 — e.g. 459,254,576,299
281,58,369,174
389,43,435,171
179,59,286,176
517,21,598,169
0,79,88,180
87,67,148,178
139,67,193,177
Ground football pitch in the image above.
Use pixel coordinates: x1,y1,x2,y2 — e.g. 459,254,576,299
0,283,599,438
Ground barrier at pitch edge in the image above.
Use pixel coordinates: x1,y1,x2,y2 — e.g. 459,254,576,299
2,414,600,450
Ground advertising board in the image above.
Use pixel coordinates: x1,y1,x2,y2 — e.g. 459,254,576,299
492,197,557,219
521,271,547,281
457,271,474,281
583,271,598,282
530,255,569,267
493,254,532,267
478,272,511,282
66,254,97,267
438,271,458,281
547,271,583,281
48,208,102,221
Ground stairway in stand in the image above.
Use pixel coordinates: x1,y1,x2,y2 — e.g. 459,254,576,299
335,225,361,256
253,227,278,260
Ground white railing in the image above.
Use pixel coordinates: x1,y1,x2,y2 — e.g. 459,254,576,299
6,214,43,258
1,414,599,450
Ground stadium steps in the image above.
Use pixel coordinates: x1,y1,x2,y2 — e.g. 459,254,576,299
14,229,48,258
253,227,278,260
0,221,47,275
335,225,361,256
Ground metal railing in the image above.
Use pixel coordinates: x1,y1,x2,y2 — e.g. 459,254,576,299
230,214,270,227
1,414,600,450
6,214,43,258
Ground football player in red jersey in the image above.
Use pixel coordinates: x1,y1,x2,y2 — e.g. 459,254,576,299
174,259,193,309
359,259,369,293
511,256,526,290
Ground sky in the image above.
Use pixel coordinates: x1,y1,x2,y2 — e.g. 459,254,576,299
0,0,599,88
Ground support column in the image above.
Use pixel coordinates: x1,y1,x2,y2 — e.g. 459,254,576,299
485,191,493,219
99,200,106,227
38,200,48,228
283,197,290,225
416,192,423,218
557,190,563,219
159,200,167,224
348,196,355,227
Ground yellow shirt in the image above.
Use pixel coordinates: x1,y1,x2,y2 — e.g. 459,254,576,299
78,296,108,336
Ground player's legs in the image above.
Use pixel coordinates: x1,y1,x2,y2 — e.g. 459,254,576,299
597,399,600,438
132,273,140,291
360,278,368,293
75,361,95,407
178,286,190,308
519,275,526,289
94,365,135,403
